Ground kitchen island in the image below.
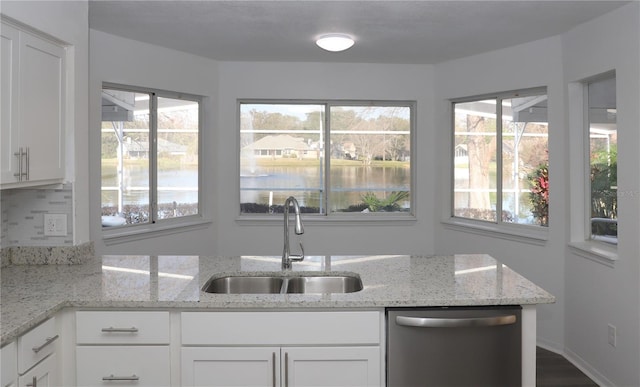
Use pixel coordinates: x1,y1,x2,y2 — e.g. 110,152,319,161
1,254,554,385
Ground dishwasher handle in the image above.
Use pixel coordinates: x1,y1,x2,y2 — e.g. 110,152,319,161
396,314,516,328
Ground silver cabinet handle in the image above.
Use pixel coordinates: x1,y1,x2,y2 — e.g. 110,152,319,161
272,352,276,387
13,147,23,181
102,374,139,381
26,376,37,387
24,146,29,180
101,327,138,333
284,352,289,387
32,334,59,353
396,315,516,328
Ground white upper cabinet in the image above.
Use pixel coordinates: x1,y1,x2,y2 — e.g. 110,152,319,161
1,20,66,188
1,23,20,185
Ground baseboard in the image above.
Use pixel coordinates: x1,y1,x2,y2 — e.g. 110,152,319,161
537,341,615,387
536,338,563,354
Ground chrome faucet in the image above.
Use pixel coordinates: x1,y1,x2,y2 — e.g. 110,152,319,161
282,196,304,270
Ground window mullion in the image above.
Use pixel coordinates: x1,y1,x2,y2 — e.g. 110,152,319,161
496,98,503,225
323,104,330,216
150,92,158,224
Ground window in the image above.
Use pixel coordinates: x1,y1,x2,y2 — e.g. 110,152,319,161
101,84,201,228
239,101,413,216
587,74,617,244
452,89,549,227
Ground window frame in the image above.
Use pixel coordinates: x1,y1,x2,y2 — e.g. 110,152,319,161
446,87,549,242
584,73,617,246
101,82,206,239
236,99,417,222
566,71,618,266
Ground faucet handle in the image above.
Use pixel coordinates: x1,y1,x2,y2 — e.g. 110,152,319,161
289,242,305,262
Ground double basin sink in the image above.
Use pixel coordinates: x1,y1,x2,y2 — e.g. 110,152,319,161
202,272,363,294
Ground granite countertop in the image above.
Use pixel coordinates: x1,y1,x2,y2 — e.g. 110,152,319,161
0,254,554,346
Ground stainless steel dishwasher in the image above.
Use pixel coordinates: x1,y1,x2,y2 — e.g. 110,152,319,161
387,306,521,386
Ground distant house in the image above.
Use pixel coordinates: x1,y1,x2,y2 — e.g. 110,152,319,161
123,137,188,159
242,134,318,159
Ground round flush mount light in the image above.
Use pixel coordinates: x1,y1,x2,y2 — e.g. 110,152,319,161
315,34,355,52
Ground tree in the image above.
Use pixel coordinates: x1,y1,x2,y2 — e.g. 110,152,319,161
591,145,617,219
527,163,549,226
464,116,496,212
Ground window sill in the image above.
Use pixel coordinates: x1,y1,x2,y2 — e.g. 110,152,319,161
442,217,548,246
102,218,212,245
236,213,417,226
568,241,618,268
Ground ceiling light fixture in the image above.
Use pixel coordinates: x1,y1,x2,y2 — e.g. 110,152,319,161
315,33,355,52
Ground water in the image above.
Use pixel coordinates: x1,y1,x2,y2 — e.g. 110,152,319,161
241,165,410,212
102,165,410,212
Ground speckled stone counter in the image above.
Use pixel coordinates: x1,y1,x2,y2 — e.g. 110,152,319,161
0,254,554,345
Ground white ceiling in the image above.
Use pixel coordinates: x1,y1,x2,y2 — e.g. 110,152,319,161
88,0,630,64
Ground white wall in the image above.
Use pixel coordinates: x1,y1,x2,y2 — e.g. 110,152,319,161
432,36,567,352
89,30,219,255
1,0,90,245
563,3,640,386
215,61,435,256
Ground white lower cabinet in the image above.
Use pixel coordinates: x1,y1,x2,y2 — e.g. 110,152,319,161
181,311,383,387
76,346,170,386
284,346,380,387
15,317,60,387
182,347,279,386
182,346,380,387
17,353,58,387
75,311,171,387
1,341,18,387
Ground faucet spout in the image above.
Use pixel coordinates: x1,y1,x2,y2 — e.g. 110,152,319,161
282,196,305,270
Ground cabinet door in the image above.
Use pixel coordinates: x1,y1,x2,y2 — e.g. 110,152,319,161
283,346,381,387
1,341,17,387
181,347,280,387
0,23,20,184
18,31,65,183
18,353,59,387
76,346,170,387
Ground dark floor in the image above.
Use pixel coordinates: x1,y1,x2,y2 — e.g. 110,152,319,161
537,347,599,387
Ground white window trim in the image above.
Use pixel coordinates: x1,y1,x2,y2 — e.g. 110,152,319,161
100,83,205,239
442,217,548,245
447,87,549,236
103,218,212,245
236,99,416,220
567,72,618,267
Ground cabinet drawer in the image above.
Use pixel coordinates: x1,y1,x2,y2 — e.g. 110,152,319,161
1,341,17,387
76,346,170,387
18,317,58,374
76,311,170,344
18,353,58,387
182,311,381,345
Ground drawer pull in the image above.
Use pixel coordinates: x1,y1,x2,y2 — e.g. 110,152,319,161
26,376,37,387
32,334,59,353
102,374,140,381
101,327,139,333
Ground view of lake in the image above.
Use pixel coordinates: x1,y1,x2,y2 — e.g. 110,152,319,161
102,164,410,213
241,165,410,212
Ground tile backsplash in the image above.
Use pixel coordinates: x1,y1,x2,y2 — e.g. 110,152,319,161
1,183,74,248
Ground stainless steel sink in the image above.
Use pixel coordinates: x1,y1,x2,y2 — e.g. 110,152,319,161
285,275,363,294
202,274,363,294
202,276,284,294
